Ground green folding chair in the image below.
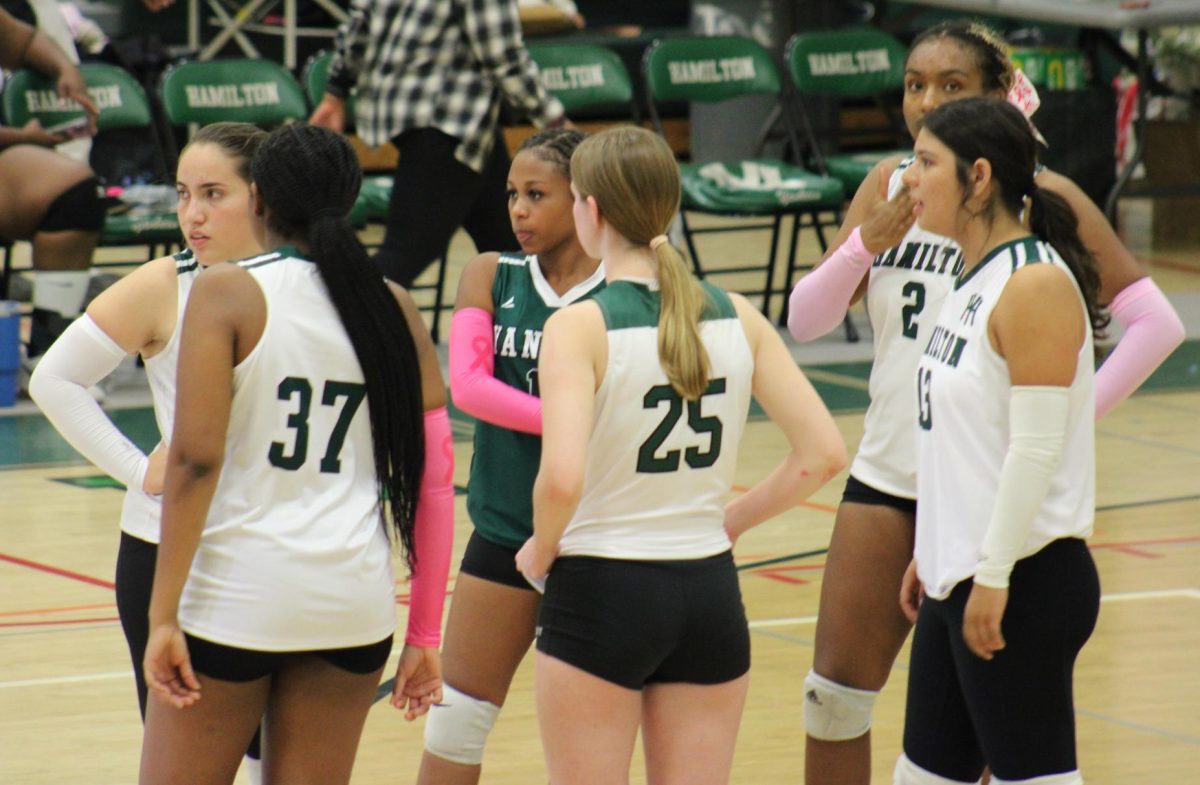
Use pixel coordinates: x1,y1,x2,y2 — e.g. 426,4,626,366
528,42,637,121
160,57,366,230
785,28,911,195
0,63,181,297
301,49,355,120
643,35,844,321
301,50,386,223
159,57,309,128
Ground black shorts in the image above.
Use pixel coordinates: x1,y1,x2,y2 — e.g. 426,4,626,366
458,530,537,591
902,538,1099,781
185,633,394,683
841,474,917,515
536,551,750,690
114,531,156,717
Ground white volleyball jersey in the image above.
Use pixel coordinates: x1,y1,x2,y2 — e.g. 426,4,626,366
915,237,1095,600
178,248,396,650
559,280,752,560
120,250,201,544
852,158,963,499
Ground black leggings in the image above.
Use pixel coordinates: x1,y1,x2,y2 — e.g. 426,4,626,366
902,538,1099,781
373,127,517,286
114,532,262,759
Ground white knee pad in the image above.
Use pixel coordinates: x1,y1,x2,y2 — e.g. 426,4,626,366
991,772,1083,785
423,684,501,766
803,669,879,741
893,754,981,785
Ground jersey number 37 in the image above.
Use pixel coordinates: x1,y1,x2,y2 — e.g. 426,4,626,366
269,377,366,473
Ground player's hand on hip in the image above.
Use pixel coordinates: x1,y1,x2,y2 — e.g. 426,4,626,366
142,441,169,496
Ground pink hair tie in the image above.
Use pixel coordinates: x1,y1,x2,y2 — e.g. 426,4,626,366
1007,68,1048,146
649,234,669,250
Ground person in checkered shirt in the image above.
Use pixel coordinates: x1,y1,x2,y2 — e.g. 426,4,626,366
311,0,568,289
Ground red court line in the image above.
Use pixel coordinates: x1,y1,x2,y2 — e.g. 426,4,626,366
1107,546,1163,559
1090,535,1200,551
731,484,838,514
0,553,115,590
0,616,119,628
0,602,115,618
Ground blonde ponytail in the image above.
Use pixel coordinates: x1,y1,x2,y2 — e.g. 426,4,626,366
655,241,710,400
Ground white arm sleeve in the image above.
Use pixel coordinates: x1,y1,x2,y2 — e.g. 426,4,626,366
975,386,1070,589
28,315,150,491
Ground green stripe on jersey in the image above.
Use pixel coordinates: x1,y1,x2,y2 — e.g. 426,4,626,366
595,280,736,330
956,235,1049,290
175,248,198,274
237,245,310,271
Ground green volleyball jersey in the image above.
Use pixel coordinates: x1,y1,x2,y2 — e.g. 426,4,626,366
467,253,606,548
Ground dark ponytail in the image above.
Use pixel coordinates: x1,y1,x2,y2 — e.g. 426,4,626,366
252,124,424,570
1027,186,1107,337
922,97,1108,339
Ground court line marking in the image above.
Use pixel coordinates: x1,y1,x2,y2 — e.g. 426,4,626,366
1099,588,1200,602
1097,495,1200,512
0,602,115,618
1075,708,1200,747
4,590,1198,694
1096,428,1200,458
800,367,871,392
4,538,1197,625
0,616,119,628
749,615,818,628
1147,256,1200,275
741,589,1200,631
0,552,115,589
0,670,131,689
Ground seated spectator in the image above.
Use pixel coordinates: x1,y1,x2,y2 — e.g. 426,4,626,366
0,5,104,381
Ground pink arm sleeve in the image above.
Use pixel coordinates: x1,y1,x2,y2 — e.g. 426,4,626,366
405,407,455,647
787,226,875,342
449,307,542,435
1095,277,1186,420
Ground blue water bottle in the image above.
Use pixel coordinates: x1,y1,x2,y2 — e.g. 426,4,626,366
0,300,20,407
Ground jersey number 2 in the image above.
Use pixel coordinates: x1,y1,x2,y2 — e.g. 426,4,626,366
268,377,367,473
901,281,926,339
637,378,726,473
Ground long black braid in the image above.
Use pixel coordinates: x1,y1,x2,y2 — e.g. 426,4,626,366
251,124,425,569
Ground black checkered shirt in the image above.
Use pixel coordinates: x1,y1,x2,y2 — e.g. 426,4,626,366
326,0,565,172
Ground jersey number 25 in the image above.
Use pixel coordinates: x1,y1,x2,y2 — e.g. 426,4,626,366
637,378,726,473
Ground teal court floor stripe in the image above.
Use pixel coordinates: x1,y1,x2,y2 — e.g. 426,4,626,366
4,340,1198,470
1,407,161,468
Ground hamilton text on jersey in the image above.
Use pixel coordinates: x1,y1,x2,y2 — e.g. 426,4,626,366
872,240,964,276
